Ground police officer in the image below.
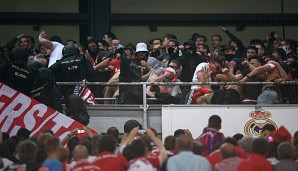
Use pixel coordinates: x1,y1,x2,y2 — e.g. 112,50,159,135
49,44,95,99
64,95,90,126
30,66,63,113
0,47,34,96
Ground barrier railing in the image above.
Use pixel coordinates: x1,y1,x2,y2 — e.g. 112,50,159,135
57,81,298,128
56,80,298,86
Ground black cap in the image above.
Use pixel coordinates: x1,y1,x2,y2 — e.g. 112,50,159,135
183,40,196,50
124,119,142,133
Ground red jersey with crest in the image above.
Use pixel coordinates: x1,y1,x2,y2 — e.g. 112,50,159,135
91,151,129,171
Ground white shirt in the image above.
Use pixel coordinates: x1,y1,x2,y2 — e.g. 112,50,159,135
48,41,64,67
191,62,211,89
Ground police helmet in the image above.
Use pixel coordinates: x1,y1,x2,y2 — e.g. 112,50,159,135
62,44,79,57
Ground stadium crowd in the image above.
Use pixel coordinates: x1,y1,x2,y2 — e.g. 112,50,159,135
0,26,298,106
1,26,298,170
1,116,298,171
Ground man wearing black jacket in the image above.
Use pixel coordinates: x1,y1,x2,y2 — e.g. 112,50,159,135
0,47,34,96
49,44,95,99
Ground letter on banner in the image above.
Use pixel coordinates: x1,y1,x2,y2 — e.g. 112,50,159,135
0,82,98,137
51,114,74,134
24,104,47,131
0,84,17,111
1,93,31,132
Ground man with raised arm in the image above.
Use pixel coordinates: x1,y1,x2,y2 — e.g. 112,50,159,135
38,30,64,67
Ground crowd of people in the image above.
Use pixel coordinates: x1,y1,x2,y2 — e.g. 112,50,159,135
1,116,298,171
1,27,298,171
1,26,298,106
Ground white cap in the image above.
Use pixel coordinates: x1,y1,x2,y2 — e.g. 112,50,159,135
135,42,148,52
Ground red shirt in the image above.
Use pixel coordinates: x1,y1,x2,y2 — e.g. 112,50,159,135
108,60,121,76
146,155,161,171
207,150,221,168
207,147,247,168
62,162,71,171
237,153,273,171
92,151,129,171
214,157,243,171
71,160,101,171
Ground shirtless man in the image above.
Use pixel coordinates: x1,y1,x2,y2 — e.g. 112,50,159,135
195,60,242,104
240,58,287,104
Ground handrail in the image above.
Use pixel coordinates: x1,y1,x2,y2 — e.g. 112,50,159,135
56,81,298,127
56,81,298,86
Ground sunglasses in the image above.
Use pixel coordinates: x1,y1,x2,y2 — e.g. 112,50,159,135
169,65,179,69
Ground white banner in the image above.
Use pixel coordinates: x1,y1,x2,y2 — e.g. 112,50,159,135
162,105,298,140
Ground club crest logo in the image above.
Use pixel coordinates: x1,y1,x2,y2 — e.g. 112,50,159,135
244,110,278,136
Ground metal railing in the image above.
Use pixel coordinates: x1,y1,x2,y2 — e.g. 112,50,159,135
57,81,298,128
57,81,298,86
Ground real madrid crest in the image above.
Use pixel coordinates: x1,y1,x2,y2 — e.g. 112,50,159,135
244,110,278,136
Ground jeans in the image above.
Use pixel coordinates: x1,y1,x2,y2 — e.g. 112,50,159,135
257,90,280,105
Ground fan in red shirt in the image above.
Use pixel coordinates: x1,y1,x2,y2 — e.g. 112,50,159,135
70,145,100,171
237,138,273,171
91,135,129,171
121,127,168,171
102,48,124,104
207,137,246,168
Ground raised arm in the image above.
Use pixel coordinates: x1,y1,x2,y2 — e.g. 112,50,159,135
6,34,24,49
240,64,273,83
242,59,256,71
61,128,78,146
216,69,243,82
140,60,155,81
268,60,288,79
218,26,245,50
93,57,111,71
146,128,168,165
151,70,174,83
38,31,53,49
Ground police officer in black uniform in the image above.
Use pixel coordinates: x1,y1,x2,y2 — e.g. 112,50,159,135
30,66,63,113
49,44,95,99
0,47,34,96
